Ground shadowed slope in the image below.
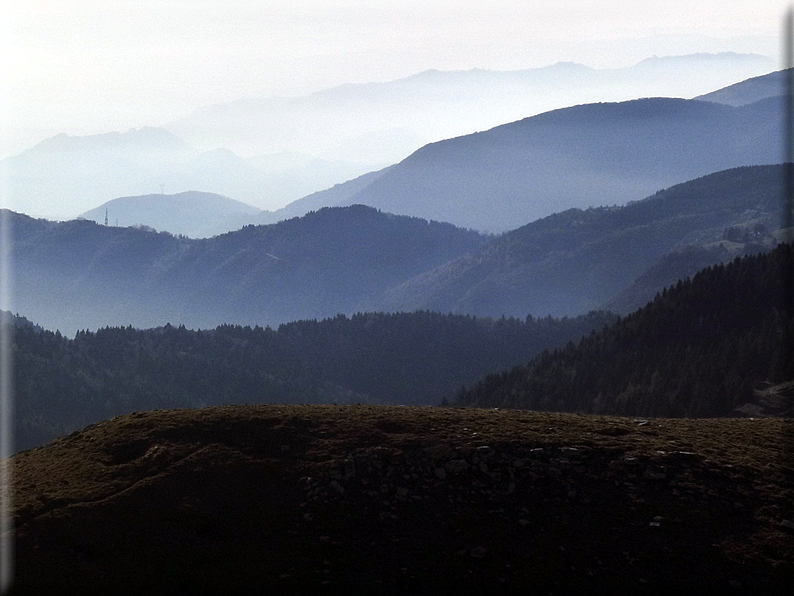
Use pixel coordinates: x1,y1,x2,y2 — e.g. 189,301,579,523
6,405,793,594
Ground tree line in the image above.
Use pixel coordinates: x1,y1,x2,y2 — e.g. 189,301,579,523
12,309,615,451
456,242,794,417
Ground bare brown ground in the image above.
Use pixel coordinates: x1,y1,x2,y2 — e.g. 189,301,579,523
3,405,794,594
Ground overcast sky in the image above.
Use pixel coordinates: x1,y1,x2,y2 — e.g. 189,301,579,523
0,0,789,151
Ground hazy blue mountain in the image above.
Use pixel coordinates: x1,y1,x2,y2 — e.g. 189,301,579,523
695,68,789,106
8,205,487,336
3,55,775,223
599,235,778,315
245,152,381,209
80,191,261,238
0,128,377,220
164,53,773,165
0,127,196,218
256,166,394,225
329,96,782,232
370,165,786,319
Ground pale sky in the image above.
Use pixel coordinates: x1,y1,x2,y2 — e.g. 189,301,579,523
0,0,789,152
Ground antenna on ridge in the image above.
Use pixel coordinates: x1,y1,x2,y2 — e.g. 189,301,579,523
160,184,165,195
104,208,108,226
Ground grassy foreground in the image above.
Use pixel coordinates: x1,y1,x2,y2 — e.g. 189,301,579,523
4,405,794,594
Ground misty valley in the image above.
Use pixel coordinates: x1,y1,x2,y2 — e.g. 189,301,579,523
2,62,793,594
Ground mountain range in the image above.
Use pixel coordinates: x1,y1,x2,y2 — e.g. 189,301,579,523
0,54,776,224
321,95,784,232
371,164,786,318
165,52,774,164
695,67,790,106
7,164,788,337
0,128,373,219
61,68,789,237
7,205,487,336
6,53,794,596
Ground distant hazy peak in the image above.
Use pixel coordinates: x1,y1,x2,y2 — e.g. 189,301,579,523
695,68,791,107
636,52,772,65
18,126,193,156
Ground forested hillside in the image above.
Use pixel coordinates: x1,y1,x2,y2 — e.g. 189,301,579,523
9,205,487,335
12,309,615,452
457,242,794,417
377,165,784,318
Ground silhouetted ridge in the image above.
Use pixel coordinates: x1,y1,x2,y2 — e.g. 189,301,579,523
12,309,615,451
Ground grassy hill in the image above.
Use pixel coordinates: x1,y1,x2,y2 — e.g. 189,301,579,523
5,405,792,594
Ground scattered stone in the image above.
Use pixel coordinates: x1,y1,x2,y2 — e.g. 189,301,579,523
343,460,356,480
445,459,469,474
643,470,667,481
434,468,447,480
470,546,487,558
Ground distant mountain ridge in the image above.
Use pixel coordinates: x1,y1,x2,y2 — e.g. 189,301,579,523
369,165,786,318
695,68,790,106
165,52,774,164
10,166,787,338
323,96,782,232
81,191,260,238
8,205,487,336
0,127,376,219
3,60,779,228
